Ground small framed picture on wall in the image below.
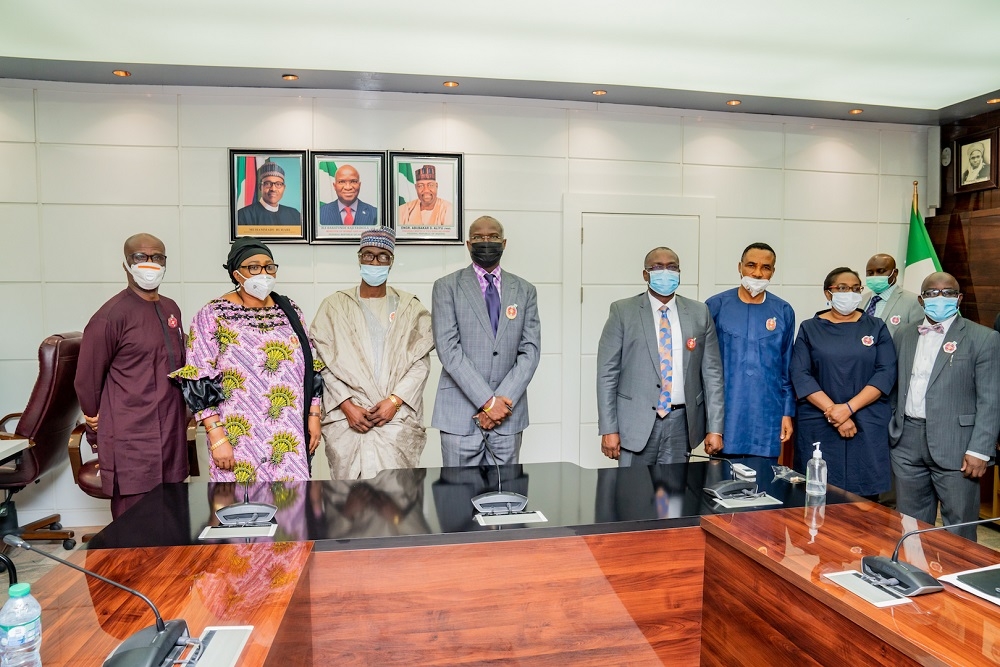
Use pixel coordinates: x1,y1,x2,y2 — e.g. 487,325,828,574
229,149,308,242
955,129,998,194
310,151,386,243
389,152,464,244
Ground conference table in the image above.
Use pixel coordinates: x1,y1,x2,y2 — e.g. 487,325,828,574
24,459,1000,665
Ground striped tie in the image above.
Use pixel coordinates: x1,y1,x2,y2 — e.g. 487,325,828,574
864,294,881,316
656,305,673,417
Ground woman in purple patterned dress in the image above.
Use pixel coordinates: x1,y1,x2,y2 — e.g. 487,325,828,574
171,238,323,483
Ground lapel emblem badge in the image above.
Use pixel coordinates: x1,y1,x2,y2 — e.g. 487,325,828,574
765,317,777,331
889,315,901,325
686,337,697,350
167,314,178,329
289,335,300,347
943,341,957,354
389,311,396,323
861,335,874,347
506,304,518,320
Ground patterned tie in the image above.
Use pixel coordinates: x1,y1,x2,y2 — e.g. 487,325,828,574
343,206,354,225
917,323,945,335
656,305,673,417
484,273,500,335
864,294,881,316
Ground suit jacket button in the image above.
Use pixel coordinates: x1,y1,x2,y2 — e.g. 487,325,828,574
493,351,498,356
656,384,661,388
651,406,656,410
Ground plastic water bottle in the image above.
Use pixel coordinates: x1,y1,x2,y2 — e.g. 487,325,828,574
805,441,827,497
0,583,42,667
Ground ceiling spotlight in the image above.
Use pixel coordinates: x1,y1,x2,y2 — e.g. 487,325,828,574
592,89,607,96
281,74,299,81
112,70,131,78
849,108,864,115
988,98,1000,105
726,99,741,106
443,81,459,88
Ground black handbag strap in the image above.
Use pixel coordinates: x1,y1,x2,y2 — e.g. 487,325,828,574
271,292,315,469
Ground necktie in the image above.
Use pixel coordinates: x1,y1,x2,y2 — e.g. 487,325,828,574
656,305,673,418
864,294,881,316
343,206,354,225
484,273,500,335
917,323,945,335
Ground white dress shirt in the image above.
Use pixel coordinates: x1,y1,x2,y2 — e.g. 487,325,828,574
648,292,686,405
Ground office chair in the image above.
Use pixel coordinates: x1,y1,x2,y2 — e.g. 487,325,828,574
0,332,82,551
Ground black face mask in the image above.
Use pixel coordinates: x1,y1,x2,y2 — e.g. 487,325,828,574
470,241,504,268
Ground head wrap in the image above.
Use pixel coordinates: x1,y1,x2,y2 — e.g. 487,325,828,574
968,143,985,159
359,227,396,254
257,160,285,182
415,164,437,182
225,237,273,285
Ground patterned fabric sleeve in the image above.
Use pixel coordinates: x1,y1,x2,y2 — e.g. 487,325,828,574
169,301,226,420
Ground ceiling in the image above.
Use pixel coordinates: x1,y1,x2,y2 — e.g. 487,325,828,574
3,0,1000,125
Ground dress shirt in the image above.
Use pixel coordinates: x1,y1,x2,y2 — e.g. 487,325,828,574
472,263,502,298
648,292,686,405
872,283,896,318
339,201,358,219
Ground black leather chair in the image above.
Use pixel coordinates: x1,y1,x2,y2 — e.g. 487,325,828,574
0,333,82,551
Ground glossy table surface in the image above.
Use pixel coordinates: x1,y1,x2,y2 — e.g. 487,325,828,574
88,458,858,551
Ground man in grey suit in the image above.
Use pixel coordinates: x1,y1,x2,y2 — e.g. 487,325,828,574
861,253,923,340
318,165,379,227
431,215,541,466
597,247,725,466
889,272,1000,541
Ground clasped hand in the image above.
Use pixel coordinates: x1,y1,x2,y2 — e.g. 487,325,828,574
823,404,857,438
342,398,398,433
476,396,513,430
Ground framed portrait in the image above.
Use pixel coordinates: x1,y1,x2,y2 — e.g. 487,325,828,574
955,129,998,194
229,149,308,242
389,152,464,244
309,151,386,243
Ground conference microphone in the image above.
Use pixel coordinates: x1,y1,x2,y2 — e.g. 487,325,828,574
3,534,191,667
470,419,527,515
685,452,758,500
860,516,1000,596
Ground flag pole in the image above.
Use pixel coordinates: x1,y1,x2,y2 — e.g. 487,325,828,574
913,180,918,211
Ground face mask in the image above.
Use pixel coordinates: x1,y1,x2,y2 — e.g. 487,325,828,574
360,264,390,287
126,262,164,290
239,272,275,300
648,269,681,297
829,292,862,315
922,296,959,322
470,241,504,268
740,276,769,298
865,275,893,294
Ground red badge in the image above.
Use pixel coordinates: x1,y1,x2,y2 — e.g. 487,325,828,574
889,315,901,325
943,341,957,354
506,304,518,320
765,317,776,331
861,335,874,347
289,335,299,347
167,314,178,329
686,338,697,350
389,311,396,322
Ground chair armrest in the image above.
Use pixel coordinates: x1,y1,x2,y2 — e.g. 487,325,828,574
0,412,22,432
68,424,86,481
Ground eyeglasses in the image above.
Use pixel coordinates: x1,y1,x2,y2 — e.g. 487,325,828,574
828,284,863,294
260,180,285,189
239,263,279,275
129,252,167,265
645,263,680,272
358,251,392,265
921,288,961,298
470,234,503,243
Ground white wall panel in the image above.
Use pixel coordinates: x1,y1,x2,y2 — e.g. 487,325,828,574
568,159,682,197
0,143,37,203
879,175,926,223
784,170,879,222
0,361,40,417
876,222,909,263
782,220,878,286
683,165,783,219
525,354,562,424
489,210,563,284
534,283,562,354
179,148,227,206
178,206,229,282
784,123,880,174
463,155,566,212
881,129,929,177
519,423,562,464
314,98,446,152
775,284,830,329
178,95,313,148
446,104,567,157
38,145,178,205
568,110,682,162
0,204,40,282
712,218,785,285
36,90,178,146
42,282,127,336
0,283,44,359
682,117,784,169
0,87,35,142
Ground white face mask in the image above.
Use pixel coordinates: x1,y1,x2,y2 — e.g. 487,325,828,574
740,275,769,298
829,291,862,315
126,262,164,290
239,271,275,300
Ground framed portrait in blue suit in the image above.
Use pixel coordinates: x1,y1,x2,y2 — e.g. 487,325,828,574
309,151,386,243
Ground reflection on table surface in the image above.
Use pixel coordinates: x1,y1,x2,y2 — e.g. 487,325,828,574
87,458,859,551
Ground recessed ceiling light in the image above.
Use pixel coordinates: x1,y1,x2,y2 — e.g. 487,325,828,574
112,70,131,78
726,99,741,106
592,89,607,96
849,108,864,115
988,98,1000,105
443,81,459,88
281,74,299,81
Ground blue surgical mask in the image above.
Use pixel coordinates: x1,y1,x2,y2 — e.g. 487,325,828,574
648,269,680,297
360,264,390,287
922,296,959,322
865,276,891,294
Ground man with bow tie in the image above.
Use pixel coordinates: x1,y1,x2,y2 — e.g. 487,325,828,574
889,272,1000,541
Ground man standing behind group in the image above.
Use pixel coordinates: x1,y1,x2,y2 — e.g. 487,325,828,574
237,161,301,227
598,247,725,465
74,234,189,518
431,216,540,466
398,165,452,226
318,164,379,227
706,242,795,462
311,228,435,480
861,253,923,340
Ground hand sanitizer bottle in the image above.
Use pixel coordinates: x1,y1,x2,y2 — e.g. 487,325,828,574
806,441,827,497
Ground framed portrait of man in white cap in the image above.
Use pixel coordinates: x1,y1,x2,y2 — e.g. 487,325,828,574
309,150,386,244
955,129,997,194
229,149,308,242
389,152,464,244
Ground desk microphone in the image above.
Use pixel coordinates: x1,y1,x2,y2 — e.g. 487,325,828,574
685,453,758,499
470,419,527,515
3,534,190,667
860,516,1000,596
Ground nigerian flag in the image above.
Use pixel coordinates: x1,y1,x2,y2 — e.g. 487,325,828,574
317,161,338,206
902,183,942,294
397,162,417,206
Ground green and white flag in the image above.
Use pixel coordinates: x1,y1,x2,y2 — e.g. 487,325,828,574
317,161,338,206
397,162,416,206
902,185,942,294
